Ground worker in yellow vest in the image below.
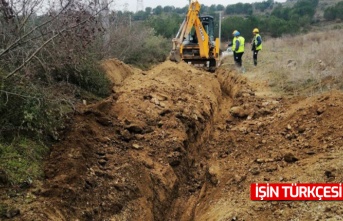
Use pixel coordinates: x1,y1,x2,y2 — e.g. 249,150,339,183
251,28,262,66
231,30,245,69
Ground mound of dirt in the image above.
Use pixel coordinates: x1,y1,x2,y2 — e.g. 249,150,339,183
3,58,343,221
101,58,138,86
9,60,227,221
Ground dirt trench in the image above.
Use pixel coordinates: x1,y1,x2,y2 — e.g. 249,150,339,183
5,59,246,221
5,59,343,221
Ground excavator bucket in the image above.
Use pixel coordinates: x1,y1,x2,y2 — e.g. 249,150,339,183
169,50,181,62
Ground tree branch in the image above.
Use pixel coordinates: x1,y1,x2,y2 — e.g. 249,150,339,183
0,0,72,58
5,3,110,79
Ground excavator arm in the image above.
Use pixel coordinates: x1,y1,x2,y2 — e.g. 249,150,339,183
180,1,209,58
170,0,219,71
193,16,210,58
171,0,209,59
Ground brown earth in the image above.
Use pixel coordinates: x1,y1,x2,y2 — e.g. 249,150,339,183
2,58,343,221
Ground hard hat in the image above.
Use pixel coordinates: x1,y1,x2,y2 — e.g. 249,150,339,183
232,30,240,36
253,28,259,33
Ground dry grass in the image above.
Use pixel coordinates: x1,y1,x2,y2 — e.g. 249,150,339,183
254,29,343,96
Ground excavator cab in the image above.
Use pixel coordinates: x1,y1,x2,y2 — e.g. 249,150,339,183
181,15,217,70
200,16,214,42
170,1,220,71
188,16,213,44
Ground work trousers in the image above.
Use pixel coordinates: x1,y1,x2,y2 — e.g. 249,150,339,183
233,52,244,67
253,50,259,66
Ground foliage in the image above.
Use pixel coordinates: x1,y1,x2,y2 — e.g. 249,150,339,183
153,5,163,15
254,0,274,12
135,0,321,41
221,0,318,38
0,1,106,76
272,4,292,20
0,73,69,141
174,6,188,14
0,0,112,141
0,0,115,189
104,14,170,70
217,4,225,11
324,1,343,21
51,61,112,98
133,10,149,20
222,16,261,41
163,6,175,13
260,16,300,37
146,13,183,38
225,3,253,15
292,0,318,18
124,33,170,70
272,0,318,23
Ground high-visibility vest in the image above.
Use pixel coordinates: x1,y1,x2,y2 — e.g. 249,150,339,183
254,34,262,51
232,36,245,53
231,37,237,52
237,36,245,53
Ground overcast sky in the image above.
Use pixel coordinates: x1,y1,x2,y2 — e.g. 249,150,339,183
115,0,286,12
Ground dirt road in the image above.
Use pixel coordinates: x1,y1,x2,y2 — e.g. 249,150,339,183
3,59,343,221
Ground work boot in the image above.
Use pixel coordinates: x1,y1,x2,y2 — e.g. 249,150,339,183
254,59,257,66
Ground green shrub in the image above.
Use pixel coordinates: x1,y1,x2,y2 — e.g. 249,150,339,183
52,62,112,98
68,64,112,98
324,1,343,21
0,75,67,141
124,35,170,70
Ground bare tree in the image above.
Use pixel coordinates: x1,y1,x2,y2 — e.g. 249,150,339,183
0,0,114,139
0,0,112,79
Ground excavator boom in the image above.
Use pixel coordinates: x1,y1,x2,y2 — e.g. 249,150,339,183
170,0,219,71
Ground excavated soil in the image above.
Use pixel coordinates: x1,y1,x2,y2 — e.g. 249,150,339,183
2,59,343,221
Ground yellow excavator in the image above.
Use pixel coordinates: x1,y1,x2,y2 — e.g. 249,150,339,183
170,0,220,71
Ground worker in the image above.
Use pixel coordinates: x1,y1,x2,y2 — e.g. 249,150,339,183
251,28,262,66
231,30,245,69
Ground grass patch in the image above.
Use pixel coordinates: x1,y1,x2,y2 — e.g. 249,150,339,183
260,29,343,95
0,138,48,186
